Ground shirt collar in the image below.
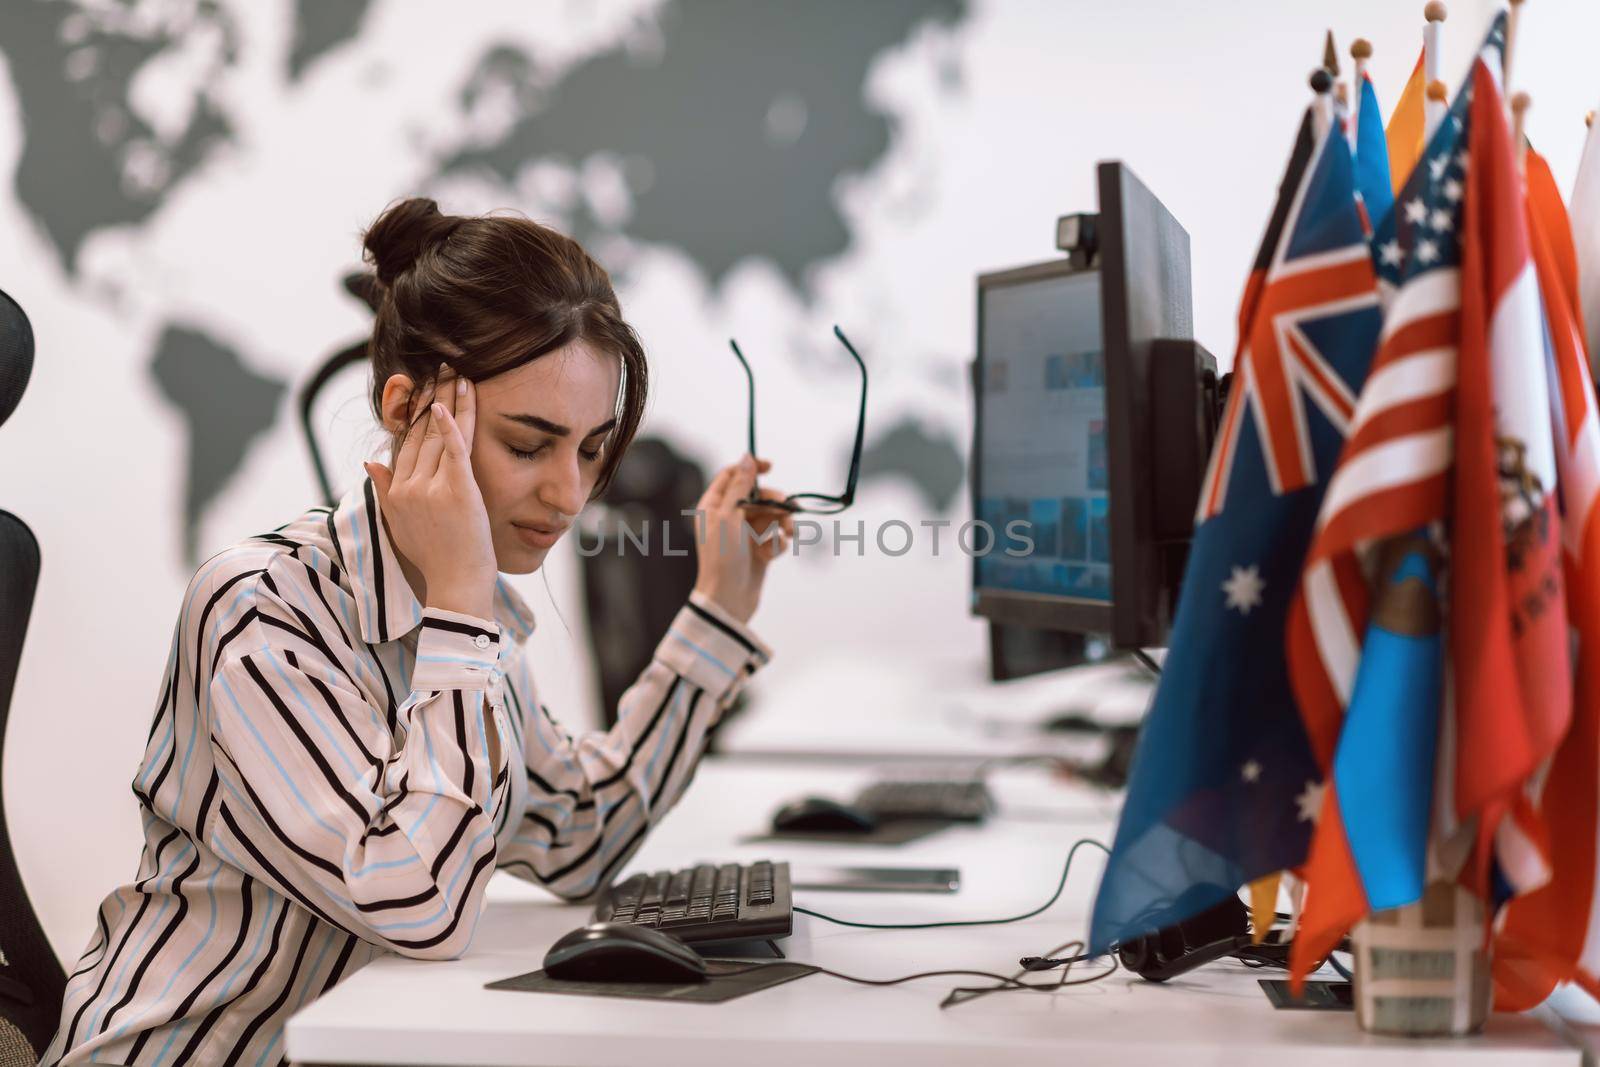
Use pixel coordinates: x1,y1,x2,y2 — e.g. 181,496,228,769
329,476,536,645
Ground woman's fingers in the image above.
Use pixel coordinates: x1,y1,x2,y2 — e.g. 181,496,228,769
455,376,476,453
700,464,736,512
364,460,394,504
437,403,471,468
415,399,450,478
393,388,430,482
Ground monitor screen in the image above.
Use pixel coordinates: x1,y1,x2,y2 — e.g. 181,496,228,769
974,268,1110,609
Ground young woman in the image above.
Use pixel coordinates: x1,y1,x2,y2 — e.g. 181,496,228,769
42,199,792,1065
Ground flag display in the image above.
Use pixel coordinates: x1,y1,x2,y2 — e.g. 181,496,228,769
1077,7,1600,1018
1089,112,1381,953
1285,15,1571,981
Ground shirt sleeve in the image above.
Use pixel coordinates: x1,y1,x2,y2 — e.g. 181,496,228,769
496,591,771,898
204,589,511,961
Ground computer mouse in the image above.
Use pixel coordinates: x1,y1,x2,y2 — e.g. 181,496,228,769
771,796,879,834
543,922,708,983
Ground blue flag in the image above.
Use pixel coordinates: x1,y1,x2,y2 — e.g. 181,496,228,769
1354,74,1395,233
1088,113,1382,952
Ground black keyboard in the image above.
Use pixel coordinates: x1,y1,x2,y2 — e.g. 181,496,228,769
592,860,792,944
854,780,993,823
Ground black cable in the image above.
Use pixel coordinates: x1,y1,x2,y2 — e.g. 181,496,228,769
711,958,1120,1005
1131,648,1162,677
942,952,1120,1009
793,838,1110,931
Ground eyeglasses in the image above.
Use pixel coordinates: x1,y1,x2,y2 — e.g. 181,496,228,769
728,325,867,515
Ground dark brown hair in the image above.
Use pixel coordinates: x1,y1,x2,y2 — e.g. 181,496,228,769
362,197,647,498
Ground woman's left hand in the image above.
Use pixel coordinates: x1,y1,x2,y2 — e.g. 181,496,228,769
691,455,794,624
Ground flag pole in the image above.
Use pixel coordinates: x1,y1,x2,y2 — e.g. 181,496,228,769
1325,30,1347,108
1423,2,1449,137
1311,67,1335,142
1351,38,1373,151
1504,0,1527,94
1425,80,1448,144
1512,91,1531,176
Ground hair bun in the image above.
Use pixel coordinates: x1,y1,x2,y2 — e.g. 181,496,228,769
363,198,463,286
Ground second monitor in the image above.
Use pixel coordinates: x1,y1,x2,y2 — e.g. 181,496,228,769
972,161,1219,652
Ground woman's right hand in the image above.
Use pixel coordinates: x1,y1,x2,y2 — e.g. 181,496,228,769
364,366,498,620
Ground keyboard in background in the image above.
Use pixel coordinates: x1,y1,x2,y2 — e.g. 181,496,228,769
592,860,792,944
853,780,994,823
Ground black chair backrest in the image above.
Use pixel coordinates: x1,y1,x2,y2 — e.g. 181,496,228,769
299,272,383,507
0,287,66,1057
580,438,705,728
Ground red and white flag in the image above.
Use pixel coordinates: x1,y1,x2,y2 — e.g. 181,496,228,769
1493,146,1600,1010
1450,59,1569,903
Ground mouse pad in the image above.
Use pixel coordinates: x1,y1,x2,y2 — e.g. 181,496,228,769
486,960,817,1003
746,818,954,846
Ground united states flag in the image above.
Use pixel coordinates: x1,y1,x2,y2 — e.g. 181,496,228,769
1284,79,1467,778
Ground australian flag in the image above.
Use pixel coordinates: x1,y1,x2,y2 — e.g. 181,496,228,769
1089,110,1383,952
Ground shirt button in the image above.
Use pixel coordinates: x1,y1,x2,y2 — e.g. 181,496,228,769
474,634,491,650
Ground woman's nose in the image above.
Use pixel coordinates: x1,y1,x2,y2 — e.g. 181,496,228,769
539,453,587,518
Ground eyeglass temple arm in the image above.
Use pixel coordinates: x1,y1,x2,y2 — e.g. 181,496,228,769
728,339,757,460
833,325,868,504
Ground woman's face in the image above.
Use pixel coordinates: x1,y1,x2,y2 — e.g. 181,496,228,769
387,341,622,575
469,342,622,573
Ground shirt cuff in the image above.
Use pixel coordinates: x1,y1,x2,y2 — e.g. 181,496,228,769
654,592,772,702
411,608,502,692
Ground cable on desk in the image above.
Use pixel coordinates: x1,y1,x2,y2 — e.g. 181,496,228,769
1131,649,1162,677
941,948,1120,1009
793,838,1110,930
714,941,1122,1008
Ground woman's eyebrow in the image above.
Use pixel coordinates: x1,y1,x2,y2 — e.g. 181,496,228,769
500,413,617,438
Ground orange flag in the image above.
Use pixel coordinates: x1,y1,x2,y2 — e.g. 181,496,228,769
1385,50,1426,193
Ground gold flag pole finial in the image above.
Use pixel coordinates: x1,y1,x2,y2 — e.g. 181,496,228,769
1511,91,1531,176
1587,109,1596,129
1424,1,1448,23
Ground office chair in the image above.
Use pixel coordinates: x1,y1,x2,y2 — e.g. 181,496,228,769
0,286,67,1061
579,437,707,728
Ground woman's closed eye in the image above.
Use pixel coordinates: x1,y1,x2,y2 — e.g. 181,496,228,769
508,440,604,462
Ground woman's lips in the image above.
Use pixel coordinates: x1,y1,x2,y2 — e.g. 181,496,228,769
512,523,564,549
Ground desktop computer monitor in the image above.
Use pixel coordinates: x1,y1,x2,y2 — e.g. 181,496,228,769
971,161,1217,661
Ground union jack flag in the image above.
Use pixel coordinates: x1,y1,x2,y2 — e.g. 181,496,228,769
1090,112,1382,954
1199,127,1380,516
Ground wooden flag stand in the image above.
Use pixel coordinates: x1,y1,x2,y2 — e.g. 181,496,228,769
1352,883,1491,1035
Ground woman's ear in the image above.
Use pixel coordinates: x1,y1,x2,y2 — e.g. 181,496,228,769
379,373,418,434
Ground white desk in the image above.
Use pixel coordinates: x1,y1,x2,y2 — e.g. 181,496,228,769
287,761,1583,1067
715,654,1153,763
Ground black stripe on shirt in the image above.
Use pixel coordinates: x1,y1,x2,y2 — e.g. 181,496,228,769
685,600,761,657
421,616,498,641
128,872,258,1064
362,479,390,643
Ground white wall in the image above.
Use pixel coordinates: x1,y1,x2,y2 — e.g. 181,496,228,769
6,0,1573,967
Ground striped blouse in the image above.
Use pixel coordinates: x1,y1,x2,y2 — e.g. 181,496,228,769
41,478,770,1066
